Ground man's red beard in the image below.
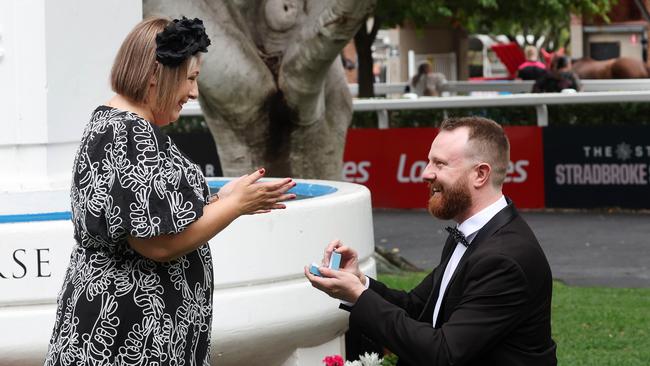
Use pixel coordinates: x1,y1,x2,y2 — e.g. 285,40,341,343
428,175,472,220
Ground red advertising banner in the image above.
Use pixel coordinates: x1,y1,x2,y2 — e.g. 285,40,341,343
343,127,544,209
503,126,545,209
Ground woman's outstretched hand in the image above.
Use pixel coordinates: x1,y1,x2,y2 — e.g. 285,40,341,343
223,168,296,215
214,174,247,201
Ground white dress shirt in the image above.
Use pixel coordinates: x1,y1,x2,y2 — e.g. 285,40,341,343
432,195,507,327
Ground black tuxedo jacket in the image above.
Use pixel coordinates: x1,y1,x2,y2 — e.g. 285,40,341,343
346,202,557,366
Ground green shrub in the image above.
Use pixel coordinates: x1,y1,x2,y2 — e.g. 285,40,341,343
352,103,650,128
166,102,650,134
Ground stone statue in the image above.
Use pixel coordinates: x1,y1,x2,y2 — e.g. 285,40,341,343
144,0,377,179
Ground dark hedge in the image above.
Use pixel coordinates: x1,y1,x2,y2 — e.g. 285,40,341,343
164,102,650,134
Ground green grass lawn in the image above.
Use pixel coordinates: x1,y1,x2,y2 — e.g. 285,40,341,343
378,273,650,366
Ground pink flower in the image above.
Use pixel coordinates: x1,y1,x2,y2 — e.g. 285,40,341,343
322,354,345,366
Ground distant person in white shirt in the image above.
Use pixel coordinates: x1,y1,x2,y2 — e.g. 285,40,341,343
409,61,447,97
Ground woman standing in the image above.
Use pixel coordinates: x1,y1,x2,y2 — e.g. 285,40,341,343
44,16,295,365
409,61,447,97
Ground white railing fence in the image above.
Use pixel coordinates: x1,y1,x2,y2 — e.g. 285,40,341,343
353,91,650,127
182,89,650,128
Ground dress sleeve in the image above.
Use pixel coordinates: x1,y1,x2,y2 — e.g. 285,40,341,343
104,117,207,241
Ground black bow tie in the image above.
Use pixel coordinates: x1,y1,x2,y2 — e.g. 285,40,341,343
445,226,469,247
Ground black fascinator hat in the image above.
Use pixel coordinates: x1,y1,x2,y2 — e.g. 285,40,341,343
155,16,211,67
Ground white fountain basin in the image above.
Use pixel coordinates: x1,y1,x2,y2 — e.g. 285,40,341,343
0,178,376,366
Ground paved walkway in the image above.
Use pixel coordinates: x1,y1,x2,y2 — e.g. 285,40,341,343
372,209,650,288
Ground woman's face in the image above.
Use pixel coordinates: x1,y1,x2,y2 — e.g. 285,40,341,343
152,59,202,126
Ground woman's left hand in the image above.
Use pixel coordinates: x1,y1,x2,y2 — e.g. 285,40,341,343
213,175,247,201
214,170,296,215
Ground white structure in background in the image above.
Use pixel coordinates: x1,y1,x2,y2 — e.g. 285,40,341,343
1,179,375,366
372,26,465,83
467,34,510,78
0,1,375,365
407,50,457,81
374,29,402,83
570,14,647,61
0,0,132,191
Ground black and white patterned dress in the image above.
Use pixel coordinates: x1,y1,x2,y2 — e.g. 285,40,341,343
45,106,213,366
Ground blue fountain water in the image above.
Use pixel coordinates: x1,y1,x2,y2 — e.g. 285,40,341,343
207,180,337,200
0,182,338,224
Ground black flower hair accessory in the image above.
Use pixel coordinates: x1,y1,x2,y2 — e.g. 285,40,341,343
156,16,211,67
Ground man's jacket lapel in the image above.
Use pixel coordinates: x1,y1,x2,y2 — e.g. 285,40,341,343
432,199,519,327
417,233,456,322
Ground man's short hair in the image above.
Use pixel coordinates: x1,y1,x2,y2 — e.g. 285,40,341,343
110,17,197,115
440,116,510,187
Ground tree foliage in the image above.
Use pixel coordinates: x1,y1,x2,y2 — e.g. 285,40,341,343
465,0,619,49
355,0,620,96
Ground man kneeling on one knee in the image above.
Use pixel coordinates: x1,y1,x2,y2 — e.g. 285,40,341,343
305,116,557,366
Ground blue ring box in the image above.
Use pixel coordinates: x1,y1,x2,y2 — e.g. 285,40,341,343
310,251,342,277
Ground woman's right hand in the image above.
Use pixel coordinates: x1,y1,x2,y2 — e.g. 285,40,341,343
225,168,296,215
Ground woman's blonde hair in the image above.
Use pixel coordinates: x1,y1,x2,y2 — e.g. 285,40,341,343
110,17,195,114
524,45,539,61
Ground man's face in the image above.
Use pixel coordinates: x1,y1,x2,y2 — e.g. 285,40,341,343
422,128,473,221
